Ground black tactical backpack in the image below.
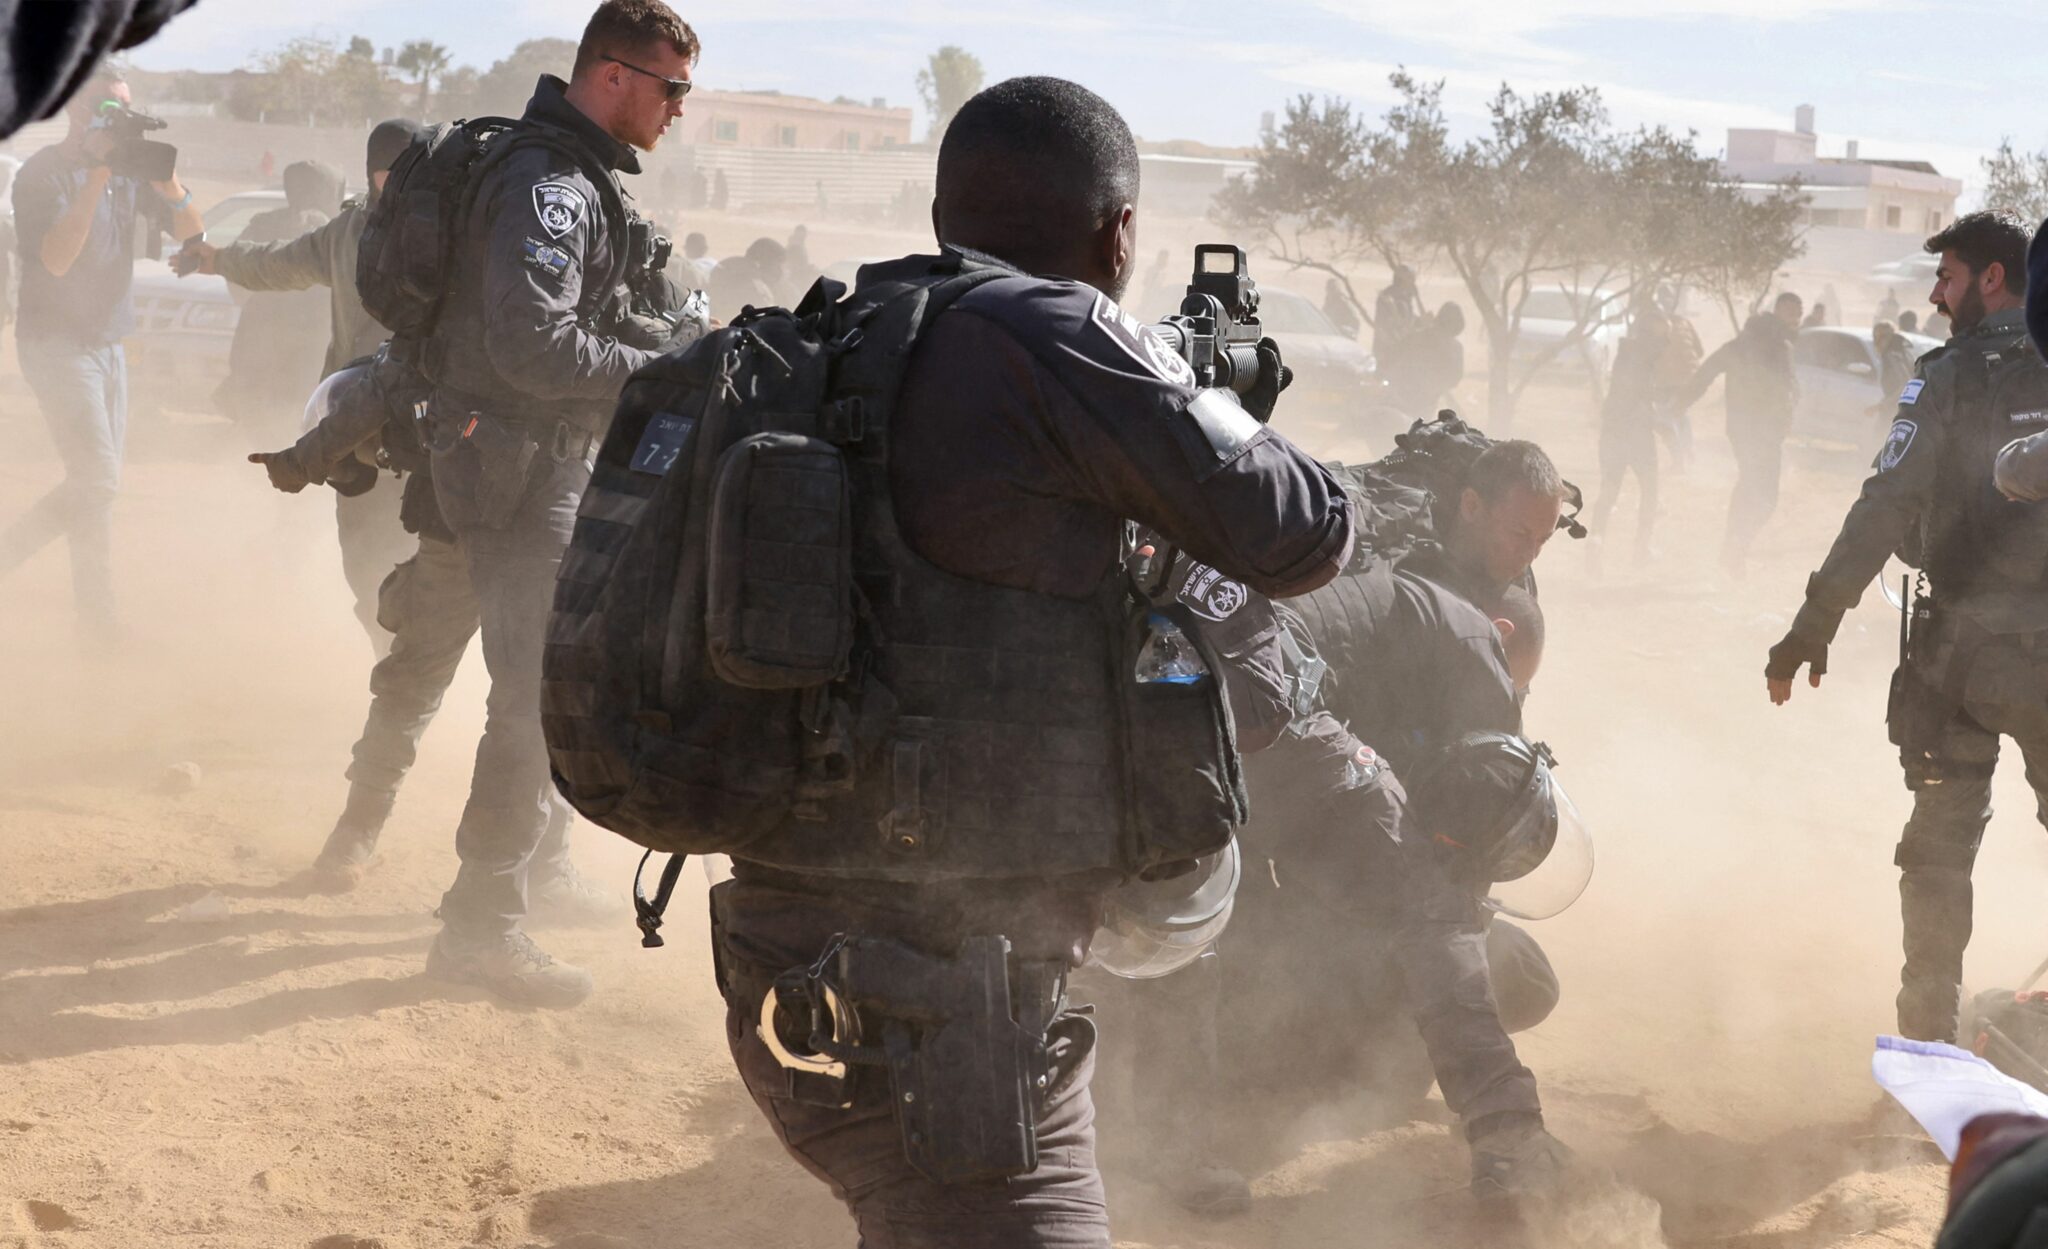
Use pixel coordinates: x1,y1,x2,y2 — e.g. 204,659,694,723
542,267,1009,859
355,116,627,345
1328,410,1585,570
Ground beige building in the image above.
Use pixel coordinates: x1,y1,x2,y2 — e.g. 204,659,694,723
682,89,911,153
1722,105,1961,237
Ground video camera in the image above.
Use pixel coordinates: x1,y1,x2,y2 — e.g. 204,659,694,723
91,100,177,183
1150,244,1268,398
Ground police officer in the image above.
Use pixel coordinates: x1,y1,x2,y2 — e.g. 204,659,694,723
1766,211,2046,1044
190,119,423,651
415,0,697,1007
1404,439,1571,614
703,77,1352,1247
1118,556,1572,1204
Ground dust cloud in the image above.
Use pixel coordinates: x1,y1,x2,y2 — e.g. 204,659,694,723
0,117,2033,1249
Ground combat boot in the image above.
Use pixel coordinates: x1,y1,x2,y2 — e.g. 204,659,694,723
1468,1113,1572,1202
307,785,396,893
425,926,594,1009
527,859,622,926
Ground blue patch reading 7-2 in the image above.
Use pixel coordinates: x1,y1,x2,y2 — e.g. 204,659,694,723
630,411,697,475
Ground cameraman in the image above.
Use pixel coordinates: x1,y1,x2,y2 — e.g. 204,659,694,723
0,73,201,638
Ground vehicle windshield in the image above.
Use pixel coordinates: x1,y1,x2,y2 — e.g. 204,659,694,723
1257,290,1339,337
1519,289,1618,324
201,195,284,249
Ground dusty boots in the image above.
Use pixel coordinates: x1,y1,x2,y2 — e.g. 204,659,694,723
308,785,395,893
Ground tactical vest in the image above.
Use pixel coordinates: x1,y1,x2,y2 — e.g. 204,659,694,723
1922,328,2048,601
544,254,1243,883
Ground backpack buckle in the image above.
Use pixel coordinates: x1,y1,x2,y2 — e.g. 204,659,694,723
823,397,866,445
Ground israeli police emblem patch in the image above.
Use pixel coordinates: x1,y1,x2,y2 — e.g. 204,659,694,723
1090,292,1196,388
532,181,587,240
1179,561,1248,622
1879,419,1917,472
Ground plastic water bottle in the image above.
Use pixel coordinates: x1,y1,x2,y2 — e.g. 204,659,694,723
1134,613,1210,685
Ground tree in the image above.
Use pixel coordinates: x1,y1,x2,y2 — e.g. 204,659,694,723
395,39,451,118
1217,72,1805,422
432,65,482,120
467,38,577,119
915,46,983,143
1983,139,2048,226
346,35,375,61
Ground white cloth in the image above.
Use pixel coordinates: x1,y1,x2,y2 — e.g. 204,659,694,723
1871,1035,2048,1159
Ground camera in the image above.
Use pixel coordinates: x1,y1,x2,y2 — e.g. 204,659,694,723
91,101,177,183
1150,244,1267,396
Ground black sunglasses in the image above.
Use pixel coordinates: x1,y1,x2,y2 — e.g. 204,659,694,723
605,56,693,101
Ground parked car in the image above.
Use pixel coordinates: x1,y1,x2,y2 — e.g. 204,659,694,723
1791,325,1942,455
127,190,286,417
1252,285,1386,441
1511,286,1626,377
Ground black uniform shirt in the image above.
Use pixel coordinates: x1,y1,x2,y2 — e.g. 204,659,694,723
432,74,656,425
1312,563,1519,770
1796,307,2039,639
891,270,1354,600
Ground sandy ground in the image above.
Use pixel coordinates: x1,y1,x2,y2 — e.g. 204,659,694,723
3,314,2045,1249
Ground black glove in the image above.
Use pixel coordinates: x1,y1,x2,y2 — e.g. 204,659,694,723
1765,628,1829,683
1241,337,1293,423
249,447,313,494
327,456,379,498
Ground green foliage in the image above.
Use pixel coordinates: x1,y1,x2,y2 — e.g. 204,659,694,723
1983,139,2048,228
226,35,399,126
915,46,984,143
1217,72,1805,419
395,40,452,116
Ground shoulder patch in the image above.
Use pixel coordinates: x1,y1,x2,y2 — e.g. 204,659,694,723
1899,378,1925,406
532,181,587,240
1177,561,1250,623
1880,419,1918,472
1089,291,1197,388
522,236,571,280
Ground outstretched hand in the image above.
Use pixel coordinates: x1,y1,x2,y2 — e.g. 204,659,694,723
1765,629,1828,706
248,449,310,494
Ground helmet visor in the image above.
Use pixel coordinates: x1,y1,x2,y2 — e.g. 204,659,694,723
1489,782,1592,921
300,360,374,435
1086,839,1240,979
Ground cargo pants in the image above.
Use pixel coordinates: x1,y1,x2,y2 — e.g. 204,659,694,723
1893,630,2048,1042
428,414,592,938
341,531,572,882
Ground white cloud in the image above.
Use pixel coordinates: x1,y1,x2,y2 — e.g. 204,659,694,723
1310,0,1925,68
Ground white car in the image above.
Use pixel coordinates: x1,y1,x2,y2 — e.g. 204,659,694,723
1792,325,1942,455
1248,286,1385,438
128,190,288,417
1511,286,1626,377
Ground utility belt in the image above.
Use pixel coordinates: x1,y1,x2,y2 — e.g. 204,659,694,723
424,393,599,529
712,913,1085,1187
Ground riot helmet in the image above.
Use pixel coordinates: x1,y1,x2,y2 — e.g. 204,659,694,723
300,357,378,435
1087,838,1241,979
1406,732,1592,920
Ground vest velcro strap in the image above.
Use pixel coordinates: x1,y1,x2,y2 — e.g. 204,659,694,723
879,740,926,854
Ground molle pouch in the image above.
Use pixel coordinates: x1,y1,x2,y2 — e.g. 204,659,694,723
462,415,541,530
1118,600,1246,876
705,432,854,689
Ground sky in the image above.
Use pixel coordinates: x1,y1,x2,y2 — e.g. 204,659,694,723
126,0,2048,202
